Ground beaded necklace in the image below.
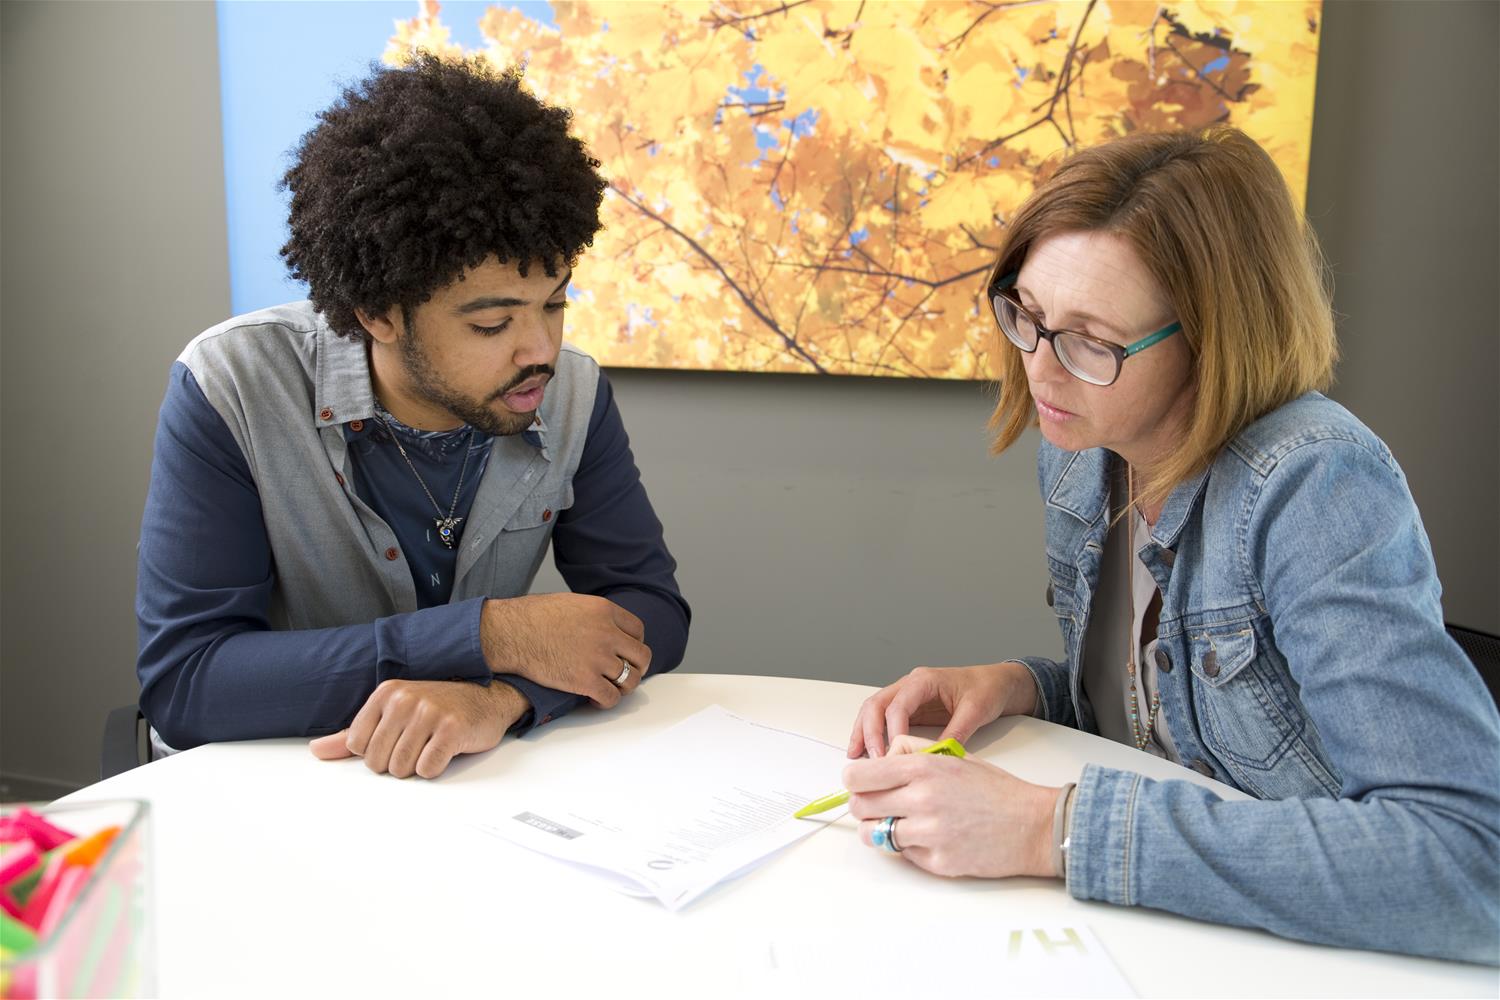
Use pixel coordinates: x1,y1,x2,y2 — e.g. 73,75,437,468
1126,465,1163,750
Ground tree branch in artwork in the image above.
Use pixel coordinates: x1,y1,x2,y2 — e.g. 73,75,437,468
608,182,829,374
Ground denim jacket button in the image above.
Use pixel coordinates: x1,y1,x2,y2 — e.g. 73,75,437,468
1202,648,1220,677
1154,647,1172,673
1045,583,1055,608
1190,758,1214,776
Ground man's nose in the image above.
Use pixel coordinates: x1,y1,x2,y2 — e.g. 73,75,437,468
512,312,557,367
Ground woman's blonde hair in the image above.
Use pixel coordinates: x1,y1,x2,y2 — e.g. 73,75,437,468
987,126,1337,512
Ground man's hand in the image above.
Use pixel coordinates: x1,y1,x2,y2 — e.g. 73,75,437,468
308,678,528,779
481,594,652,708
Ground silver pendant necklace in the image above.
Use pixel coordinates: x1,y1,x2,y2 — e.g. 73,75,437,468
375,416,475,549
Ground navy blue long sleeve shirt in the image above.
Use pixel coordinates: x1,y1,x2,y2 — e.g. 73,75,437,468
137,361,688,749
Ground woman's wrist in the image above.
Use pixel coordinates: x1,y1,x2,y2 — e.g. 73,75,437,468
1049,781,1077,879
993,660,1039,718
1020,783,1064,877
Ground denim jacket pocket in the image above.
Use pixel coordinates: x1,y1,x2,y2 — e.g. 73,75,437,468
1041,562,1084,675
1045,555,1082,632
1189,624,1300,772
502,483,574,532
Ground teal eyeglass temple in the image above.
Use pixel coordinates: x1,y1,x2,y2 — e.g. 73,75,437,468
993,271,1182,359
1121,320,1182,356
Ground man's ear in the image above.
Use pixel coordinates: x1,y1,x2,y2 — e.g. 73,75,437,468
354,305,402,346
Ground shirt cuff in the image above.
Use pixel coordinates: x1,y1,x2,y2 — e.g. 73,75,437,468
492,674,585,735
1064,763,1143,907
1014,656,1074,725
375,597,491,684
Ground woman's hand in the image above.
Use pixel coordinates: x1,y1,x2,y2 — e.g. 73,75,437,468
844,735,1062,879
847,661,1037,758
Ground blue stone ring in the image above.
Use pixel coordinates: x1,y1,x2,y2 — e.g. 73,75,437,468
872,816,903,854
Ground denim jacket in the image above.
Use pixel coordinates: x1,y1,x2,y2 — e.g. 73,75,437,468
1017,392,1499,963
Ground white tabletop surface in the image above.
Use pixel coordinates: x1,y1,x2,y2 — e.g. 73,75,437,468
61,673,1496,998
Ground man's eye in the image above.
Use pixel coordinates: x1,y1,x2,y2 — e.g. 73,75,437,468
471,320,511,336
544,300,568,312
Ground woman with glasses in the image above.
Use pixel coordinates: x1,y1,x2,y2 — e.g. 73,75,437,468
840,127,1499,963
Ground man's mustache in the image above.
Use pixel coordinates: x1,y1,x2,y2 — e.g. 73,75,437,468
490,365,555,401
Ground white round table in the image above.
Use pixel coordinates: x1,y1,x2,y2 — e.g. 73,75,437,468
60,673,1497,998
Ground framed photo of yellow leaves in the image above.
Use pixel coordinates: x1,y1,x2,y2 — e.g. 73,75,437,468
225,1,1322,379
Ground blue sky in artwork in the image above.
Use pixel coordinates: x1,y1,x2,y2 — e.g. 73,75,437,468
217,1,554,313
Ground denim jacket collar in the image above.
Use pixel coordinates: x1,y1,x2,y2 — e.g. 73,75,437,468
1044,444,1212,550
1149,464,1212,549
1044,448,1111,527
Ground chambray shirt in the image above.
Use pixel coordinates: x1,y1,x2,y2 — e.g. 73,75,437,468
137,303,689,750
1018,392,1499,963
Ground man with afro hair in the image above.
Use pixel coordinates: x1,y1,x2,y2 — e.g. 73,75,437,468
136,57,689,778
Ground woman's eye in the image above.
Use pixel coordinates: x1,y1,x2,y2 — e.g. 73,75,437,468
544,300,568,312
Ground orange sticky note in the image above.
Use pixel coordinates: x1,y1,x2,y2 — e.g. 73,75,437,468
60,826,120,868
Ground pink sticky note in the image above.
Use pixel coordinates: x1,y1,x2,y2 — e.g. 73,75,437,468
0,817,27,843
20,853,68,929
14,809,74,852
37,864,89,940
0,841,40,886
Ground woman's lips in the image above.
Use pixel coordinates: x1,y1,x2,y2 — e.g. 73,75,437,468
1034,396,1077,422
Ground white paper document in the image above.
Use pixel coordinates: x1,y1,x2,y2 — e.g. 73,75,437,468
769,922,1136,998
475,705,848,909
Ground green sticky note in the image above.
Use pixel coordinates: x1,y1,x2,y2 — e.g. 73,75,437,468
0,911,37,955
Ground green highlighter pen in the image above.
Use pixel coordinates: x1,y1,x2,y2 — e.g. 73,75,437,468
793,737,968,818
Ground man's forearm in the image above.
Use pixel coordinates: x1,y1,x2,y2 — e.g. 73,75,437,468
139,599,493,750
486,676,532,729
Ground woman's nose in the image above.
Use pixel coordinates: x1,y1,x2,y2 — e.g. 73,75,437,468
1022,334,1068,383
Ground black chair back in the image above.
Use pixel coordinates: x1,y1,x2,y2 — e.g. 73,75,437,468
1448,622,1500,710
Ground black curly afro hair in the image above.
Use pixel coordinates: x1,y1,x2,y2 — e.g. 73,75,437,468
280,55,606,341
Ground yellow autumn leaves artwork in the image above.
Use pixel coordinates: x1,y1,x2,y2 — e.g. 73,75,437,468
386,0,1322,379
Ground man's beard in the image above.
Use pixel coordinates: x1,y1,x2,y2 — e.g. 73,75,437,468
399,314,550,438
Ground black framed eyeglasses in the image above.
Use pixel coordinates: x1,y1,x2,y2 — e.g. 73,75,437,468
989,271,1181,387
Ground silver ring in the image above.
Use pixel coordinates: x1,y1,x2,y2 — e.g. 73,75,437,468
872,815,903,854
613,659,632,686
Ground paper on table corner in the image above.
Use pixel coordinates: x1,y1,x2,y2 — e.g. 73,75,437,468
472,704,851,909
767,921,1136,997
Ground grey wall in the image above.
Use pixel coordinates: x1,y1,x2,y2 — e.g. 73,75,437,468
1304,0,1499,631
2,1,231,795
3,0,1496,793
